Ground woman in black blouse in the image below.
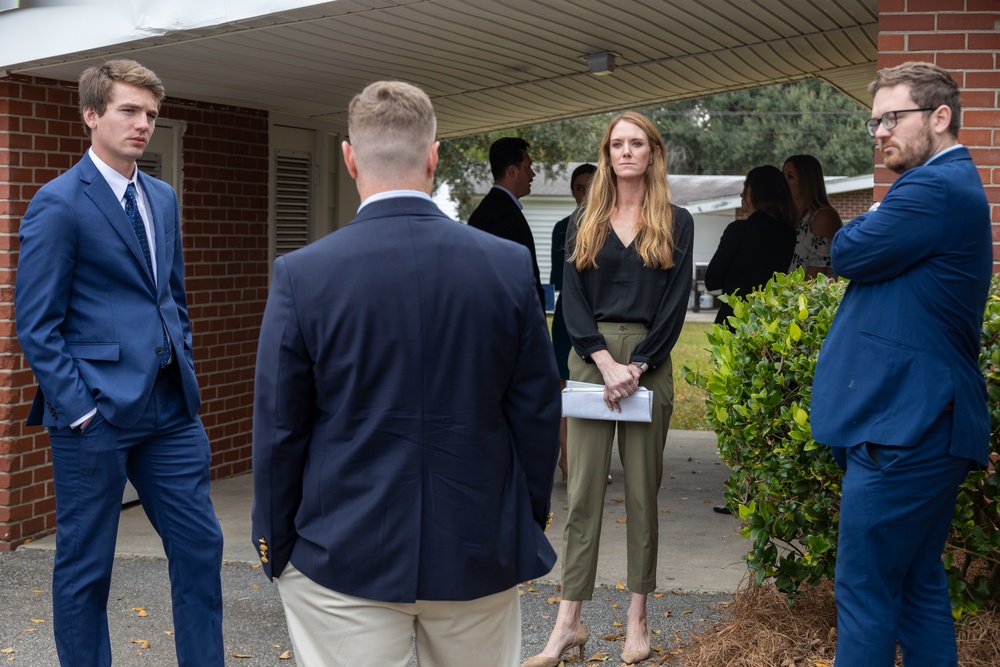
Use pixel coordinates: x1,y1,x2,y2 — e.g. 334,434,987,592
704,165,797,328
523,112,693,667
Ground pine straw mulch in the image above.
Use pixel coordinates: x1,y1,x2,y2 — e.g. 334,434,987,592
661,579,1000,667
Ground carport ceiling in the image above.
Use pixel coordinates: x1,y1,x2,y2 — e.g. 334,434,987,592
5,0,878,138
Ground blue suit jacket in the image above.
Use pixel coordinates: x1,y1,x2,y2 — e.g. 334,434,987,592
811,147,991,465
251,196,561,602
15,153,200,429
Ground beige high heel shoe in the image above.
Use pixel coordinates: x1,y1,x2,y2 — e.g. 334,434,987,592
521,622,589,667
620,624,651,665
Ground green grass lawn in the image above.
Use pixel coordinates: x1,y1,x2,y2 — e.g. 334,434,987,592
670,321,713,430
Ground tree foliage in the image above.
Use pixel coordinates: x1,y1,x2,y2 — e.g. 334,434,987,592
685,271,1000,620
435,79,874,217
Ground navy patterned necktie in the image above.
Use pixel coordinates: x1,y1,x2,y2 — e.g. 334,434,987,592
124,183,171,368
124,183,154,279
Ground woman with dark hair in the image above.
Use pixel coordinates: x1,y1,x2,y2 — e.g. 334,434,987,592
523,112,693,667
784,154,842,277
704,165,797,327
550,163,597,480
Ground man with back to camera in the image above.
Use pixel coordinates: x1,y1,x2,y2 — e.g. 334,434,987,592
810,61,991,667
251,80,561,667
14,59,224,667
468,136,547,311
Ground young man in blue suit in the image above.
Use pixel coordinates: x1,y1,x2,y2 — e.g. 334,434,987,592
811,62,992,667
14,60,224,667
251,81,561,666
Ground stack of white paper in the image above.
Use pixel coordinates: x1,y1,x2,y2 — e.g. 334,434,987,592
561,380,653,422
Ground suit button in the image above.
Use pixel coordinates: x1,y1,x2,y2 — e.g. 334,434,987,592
155,347,163,354
619,325,626,331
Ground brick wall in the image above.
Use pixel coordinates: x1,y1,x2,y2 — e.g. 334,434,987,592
0,75,269,549
830,190,875,221
876,0,1000,263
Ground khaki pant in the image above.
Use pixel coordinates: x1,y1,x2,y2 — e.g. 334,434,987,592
276,563,521,667
561,322,674,599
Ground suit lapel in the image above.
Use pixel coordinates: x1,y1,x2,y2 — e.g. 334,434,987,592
79,158,155,291
137,171,170,296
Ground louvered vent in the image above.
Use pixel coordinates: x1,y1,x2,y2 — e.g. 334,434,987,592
275,152,312,256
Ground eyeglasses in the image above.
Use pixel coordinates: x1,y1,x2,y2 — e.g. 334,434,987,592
865,108,934,137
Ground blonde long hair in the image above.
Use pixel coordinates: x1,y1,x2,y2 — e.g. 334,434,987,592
570,111,675,271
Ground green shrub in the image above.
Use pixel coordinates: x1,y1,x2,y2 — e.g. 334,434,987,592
685,270,1000,618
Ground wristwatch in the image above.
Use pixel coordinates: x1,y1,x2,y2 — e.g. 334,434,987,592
631,361,648,373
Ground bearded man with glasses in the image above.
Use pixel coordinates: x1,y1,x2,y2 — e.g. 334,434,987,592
810,61,991,667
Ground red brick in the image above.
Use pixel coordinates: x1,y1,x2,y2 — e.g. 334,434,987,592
964,109,1000,128
909,0,966,10
879,13,936,32
968,33,1000,51
879,33,906,51
965,71,1000,90
937,12,1000,31
937,52,996,71
908,33,967,51
960,91,996,108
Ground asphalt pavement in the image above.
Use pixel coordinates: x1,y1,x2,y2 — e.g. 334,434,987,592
1,424,747,666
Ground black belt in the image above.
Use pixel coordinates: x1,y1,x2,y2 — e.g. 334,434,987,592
156,361,175,378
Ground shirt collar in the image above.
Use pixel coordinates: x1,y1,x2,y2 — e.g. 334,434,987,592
88,148,137,201
491,184,523,210
357,189,432,213
924,143,963,166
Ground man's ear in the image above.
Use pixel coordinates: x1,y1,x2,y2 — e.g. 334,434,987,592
83,106,100,132
342,140,359,180
930,105,953,136
427,141,439,178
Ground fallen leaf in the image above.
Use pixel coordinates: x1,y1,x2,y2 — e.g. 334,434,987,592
130,640,151,649
612,621,622,627
279,649,292,660
231,653,253,659
586,650,610,661
611,603,620,609
682,610,693,615
519,589,525,596
130,607,148,617
527,587,536,593
546,597,560,605
31,590,43,595
252,584,259,590
0,649,12,654
653,593,663,598
615,580,625,590
30,620,44,624
616,518,627,524
611,497,624,503
663,610,672,618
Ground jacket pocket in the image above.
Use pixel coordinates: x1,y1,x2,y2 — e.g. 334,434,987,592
66,343,120,361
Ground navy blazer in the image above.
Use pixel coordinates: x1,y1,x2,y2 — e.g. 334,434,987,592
811,147,991,465
468,187,546,311
15,153,200,429
251,196,561,603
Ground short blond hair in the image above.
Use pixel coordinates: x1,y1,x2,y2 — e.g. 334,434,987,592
78,60,165,137
347,81,437,179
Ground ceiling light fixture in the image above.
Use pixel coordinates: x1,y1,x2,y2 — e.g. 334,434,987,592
584,52,616,76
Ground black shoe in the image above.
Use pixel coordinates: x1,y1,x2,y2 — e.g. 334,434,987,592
712,506,732,515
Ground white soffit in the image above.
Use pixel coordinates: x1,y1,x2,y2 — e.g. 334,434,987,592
1,0,879,138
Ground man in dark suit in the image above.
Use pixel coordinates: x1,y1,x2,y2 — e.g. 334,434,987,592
468,137,546,311
811,61,991,667
251,81,561,667
14,60,224,666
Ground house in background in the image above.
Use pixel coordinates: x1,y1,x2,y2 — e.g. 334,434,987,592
475,165,875,289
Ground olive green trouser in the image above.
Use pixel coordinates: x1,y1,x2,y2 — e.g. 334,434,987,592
561,322,674,599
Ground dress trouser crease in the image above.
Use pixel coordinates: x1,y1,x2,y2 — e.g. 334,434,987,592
561,322,673,599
